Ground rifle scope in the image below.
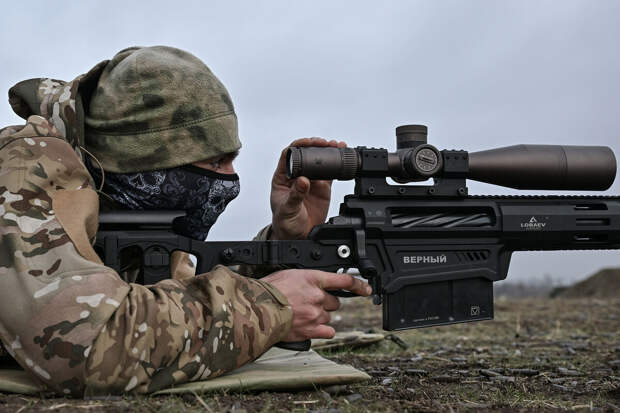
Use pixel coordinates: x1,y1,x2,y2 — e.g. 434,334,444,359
286,125,617,190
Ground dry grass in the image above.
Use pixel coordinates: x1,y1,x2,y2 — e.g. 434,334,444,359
0,297,618,412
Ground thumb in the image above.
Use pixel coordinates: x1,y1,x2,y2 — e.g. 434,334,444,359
282,177,309,213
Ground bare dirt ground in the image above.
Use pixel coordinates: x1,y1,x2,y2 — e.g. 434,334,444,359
0,296,618,412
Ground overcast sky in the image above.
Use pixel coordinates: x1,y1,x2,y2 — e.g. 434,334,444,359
2,1,619,284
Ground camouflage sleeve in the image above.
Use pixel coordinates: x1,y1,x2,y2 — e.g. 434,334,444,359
0,116,292,396
85,267,290,394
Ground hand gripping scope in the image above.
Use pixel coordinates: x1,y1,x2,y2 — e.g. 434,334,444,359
286,124,617,191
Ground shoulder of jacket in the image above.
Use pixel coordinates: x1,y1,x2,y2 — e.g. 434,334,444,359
1,115,71,152
12,115,63,138
1,115,64,146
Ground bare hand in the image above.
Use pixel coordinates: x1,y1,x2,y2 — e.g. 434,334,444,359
262,270,372,341
270,138,346,240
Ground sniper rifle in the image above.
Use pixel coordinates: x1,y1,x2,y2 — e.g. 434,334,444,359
95,124,620,349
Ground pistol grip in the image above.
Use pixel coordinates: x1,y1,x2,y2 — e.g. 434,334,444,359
275,340,311,351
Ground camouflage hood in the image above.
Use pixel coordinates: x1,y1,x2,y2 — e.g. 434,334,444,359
8,61,107,161
8,46,241,173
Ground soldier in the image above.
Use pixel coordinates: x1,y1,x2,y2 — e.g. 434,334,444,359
0,46,371,396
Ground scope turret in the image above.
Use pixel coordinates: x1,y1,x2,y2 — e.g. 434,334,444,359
285,125,617,191
396,124,428,149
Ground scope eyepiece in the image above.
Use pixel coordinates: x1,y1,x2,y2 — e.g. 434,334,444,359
286,147,360,180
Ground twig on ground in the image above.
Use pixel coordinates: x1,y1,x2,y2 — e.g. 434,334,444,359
192,391,214,413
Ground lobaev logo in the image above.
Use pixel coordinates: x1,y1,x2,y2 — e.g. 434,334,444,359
520,216,547,230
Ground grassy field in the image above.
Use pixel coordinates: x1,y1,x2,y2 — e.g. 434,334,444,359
0,296,618,412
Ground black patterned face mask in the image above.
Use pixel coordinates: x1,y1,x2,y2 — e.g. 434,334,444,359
87,160,240,240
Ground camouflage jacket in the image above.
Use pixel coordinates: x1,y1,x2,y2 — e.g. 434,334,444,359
0,78,292,396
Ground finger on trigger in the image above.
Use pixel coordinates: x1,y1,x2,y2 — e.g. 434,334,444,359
319,272,353,291
321,273,372,296
348,277,372,296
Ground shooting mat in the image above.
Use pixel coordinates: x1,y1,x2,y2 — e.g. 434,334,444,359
0,332,377,396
